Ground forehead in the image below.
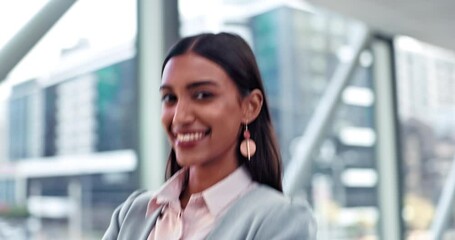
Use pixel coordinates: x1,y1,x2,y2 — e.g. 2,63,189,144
161,53,234,87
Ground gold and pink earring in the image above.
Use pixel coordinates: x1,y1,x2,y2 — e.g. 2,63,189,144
240,123,256,160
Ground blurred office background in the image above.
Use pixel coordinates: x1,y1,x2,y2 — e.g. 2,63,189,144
0,0,454,239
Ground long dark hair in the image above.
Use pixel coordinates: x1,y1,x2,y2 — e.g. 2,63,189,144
161,32,283,192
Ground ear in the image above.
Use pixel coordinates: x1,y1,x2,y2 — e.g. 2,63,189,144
242,89,263,123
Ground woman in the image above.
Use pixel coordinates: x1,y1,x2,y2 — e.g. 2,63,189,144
103,32,316,240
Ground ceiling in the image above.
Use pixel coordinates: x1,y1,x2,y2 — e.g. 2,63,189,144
305,0,455,52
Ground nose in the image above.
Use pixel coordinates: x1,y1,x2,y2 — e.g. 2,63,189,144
172,100,195,126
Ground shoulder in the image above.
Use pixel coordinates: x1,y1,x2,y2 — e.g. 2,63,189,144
102,190,153,240
117,190,151,220
244,185,312,214
248,185,317,239
249,185,315,220
210,185,317,239
124,190,150,207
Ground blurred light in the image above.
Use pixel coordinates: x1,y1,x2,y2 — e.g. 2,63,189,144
28,196,74,218
338,207,378,226
342,86,374,106
319,139,336,163
360,50,373,67
341,168,378,187
396,36,424,53
15,150,136,178
339,127,376,147
0,84,11,102
337,45,354,62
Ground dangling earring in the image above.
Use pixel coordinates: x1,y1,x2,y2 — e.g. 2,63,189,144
240,123,256,160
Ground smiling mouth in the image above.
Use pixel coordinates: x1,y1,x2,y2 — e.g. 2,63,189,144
175,130,210,143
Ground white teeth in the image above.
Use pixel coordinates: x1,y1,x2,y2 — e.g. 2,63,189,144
177,132,204,142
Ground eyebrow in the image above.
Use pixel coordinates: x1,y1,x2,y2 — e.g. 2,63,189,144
159,80,219,91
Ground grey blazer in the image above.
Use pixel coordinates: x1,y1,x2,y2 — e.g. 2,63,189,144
102,185,316,240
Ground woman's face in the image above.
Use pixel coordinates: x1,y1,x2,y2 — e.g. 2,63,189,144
160,53,246,169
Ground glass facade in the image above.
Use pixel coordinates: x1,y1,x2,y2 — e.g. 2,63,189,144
1,0,455,239
395,37,455,239
0,0,138,239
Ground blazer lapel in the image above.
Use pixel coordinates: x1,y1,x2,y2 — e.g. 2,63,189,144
138,206,163,240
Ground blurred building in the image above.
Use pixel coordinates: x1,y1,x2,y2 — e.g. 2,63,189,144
0,100,13,206
395,40,455,234
2,46,139,233
1,0,455,239
250,7,378,212
8,80,42,160
0,99,7,163
0,0,139,237
250,6,330,164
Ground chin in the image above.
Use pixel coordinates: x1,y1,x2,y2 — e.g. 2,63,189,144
175,157,201,167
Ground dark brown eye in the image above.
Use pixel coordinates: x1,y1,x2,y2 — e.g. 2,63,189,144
161,93,177,104
194,91,213,100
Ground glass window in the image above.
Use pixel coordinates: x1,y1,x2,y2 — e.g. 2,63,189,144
0,1,138,239
395,37,455,240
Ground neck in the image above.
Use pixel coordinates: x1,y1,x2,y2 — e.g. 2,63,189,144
187,160,238,194
179,157,239,209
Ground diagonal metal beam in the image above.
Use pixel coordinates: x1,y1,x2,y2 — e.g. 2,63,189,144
283,26,371,195
0,0,77,82
430,154,455,240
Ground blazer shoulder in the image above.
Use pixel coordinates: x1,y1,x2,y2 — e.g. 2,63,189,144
248,185,313,212
118,190,150,220
208,185,317,239
102,190,153,240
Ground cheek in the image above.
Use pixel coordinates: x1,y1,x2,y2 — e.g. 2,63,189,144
210,105,243,132
161,108,174,128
